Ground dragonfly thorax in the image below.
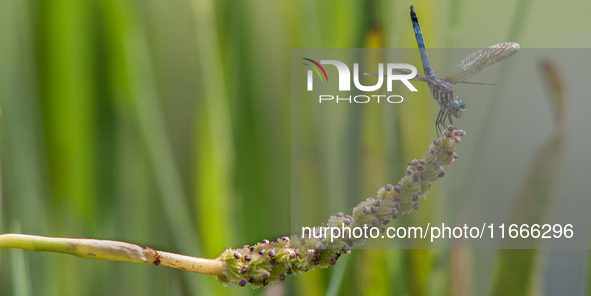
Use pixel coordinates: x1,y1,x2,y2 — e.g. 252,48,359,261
429,80,466,118
429,79,455,107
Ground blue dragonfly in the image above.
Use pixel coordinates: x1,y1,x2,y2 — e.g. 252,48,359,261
368,5,520,135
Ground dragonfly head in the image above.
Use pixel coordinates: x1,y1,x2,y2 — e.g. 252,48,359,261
449,99,467,118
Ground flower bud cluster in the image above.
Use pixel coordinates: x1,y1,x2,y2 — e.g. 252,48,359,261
216,126,465,288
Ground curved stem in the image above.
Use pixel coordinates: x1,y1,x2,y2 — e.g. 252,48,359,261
0,234,225,276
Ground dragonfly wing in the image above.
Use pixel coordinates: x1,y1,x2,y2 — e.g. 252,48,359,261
456,81,495,86
364,69,435,84
444,42,519,84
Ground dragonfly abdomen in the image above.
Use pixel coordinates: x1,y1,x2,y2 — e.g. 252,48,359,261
410,6,436,79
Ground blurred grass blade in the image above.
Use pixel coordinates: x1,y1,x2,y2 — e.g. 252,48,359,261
325,254,349,296
123,33,213,296
10,223,31,296
189,0,235,261
101,0,213,294
491,60,566,296
455,0,532,223
541,61,566,127
39,0,98,225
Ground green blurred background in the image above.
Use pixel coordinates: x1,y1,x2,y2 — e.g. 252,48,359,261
1,0,590,295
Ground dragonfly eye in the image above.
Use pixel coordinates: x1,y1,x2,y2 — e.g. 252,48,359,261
449,100,467,118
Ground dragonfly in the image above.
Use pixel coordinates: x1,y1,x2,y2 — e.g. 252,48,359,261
366,5,520,135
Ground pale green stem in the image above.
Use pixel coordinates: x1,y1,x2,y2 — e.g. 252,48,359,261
0,234,225,276
1,127,464,289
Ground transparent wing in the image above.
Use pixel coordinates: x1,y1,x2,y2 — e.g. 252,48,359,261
456,81,495,86
444,42,519,84
364,69,437,84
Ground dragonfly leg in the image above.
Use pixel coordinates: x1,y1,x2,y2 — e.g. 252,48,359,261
435,109,443,136
447,112,456,131
437,109,448,136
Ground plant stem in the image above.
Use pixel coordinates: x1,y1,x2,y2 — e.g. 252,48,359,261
0,126,465,288
0,234,225,276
